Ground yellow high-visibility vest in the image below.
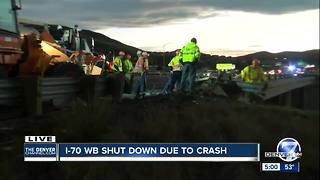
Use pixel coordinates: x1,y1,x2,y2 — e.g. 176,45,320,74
241,65,267,83
180,42,200,63
112,56,123,72
168,55,182,71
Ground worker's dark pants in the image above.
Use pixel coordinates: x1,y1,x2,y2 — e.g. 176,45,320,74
123,73,133,93
180,63,196,93
162,71,182,94
169,71,182,92
110,73,125,102
162,72,172,94
131,72,146,97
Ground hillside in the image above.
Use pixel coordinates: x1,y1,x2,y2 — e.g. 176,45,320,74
236,50,319,66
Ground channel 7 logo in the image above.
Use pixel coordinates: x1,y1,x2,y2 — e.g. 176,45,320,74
265,138,302,162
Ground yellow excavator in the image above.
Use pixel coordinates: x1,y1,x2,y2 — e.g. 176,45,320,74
0,0,102,78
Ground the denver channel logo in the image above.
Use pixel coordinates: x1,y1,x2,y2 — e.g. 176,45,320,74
265,138,302,162
24,136,57,161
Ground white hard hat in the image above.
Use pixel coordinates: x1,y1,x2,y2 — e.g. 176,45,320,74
142,52,149,57
137,50,142,56
119,51,125,56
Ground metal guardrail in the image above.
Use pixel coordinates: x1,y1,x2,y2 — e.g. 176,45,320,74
0,77,84,116
196,71,301,83
0,78,81,105
263,77,315,100
146,72,169,92
236,77,316,100
266,74,297,80
95,76,109,97
0,78,23,106
0,72,171,115
42,77,80,101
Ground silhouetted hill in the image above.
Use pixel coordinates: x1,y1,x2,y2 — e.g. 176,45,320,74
80,29,141,57
236,50,319,66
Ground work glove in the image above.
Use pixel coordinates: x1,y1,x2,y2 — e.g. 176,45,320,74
193,57,200,65
179,58,184,65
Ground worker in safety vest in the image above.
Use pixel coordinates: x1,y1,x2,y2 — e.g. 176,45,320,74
123,54,134,92
110,51,126,102
179,38,201,93
162,49,183,94
123,54,133,73
133,51,149,74
241,59,267,84
112,51,126,72
132,52,149,98
240,59,268,103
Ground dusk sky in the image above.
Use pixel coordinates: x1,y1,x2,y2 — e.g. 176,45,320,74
20,0,319,56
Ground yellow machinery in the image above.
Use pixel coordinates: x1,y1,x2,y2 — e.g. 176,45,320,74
0,0,101,77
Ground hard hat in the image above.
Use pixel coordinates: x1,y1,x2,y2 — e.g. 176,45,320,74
119,51,125,56
137,50,142,56
100,54,106,60
252,59,260,64
142,52,149,57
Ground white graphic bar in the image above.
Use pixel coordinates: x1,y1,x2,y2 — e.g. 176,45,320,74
24,157,57,162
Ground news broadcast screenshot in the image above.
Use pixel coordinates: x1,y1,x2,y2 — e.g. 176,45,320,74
0,0,319,179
